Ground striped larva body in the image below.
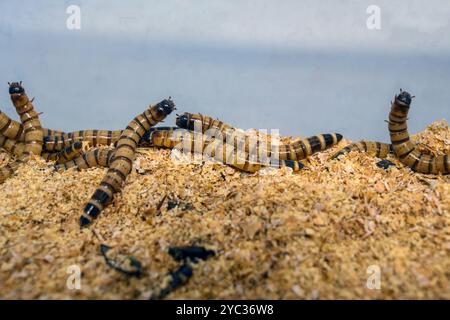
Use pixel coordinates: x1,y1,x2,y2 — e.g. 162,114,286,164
176,112,342,161
1,110,63,141
388,90,449,175
176,112,234,135
9,82,43,157
81,99,176,227
0,134,82,164
0,82,43,183
54,148,114,171
278,133,342,160
43,130,123,152
147,129,305,173
331,141,393,160
0,134,25,157
41,141,84,164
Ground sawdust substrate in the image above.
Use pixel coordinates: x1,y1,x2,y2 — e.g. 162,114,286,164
0,121,449,299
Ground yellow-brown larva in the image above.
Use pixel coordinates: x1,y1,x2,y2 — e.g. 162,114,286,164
0,82,44,183
80,98,176,227
0,134,82,164
43,130,123,152
0,134,25,157
41,141,84,164
54,147,115,171
147,129,305,173
388,90,449,175
1,110,63,140
176,112,343,161
331,141,393,160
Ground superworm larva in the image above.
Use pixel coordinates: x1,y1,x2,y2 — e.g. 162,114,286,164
41,141,84,164
176,112,342,161
331,141,393,160
1,110,63,140
54,148,114,171
43,130,123,152
176,112,234,135
147,129,305,173
0,134,82,164
81,99,176,227
0,82,43,183
388,90,449,174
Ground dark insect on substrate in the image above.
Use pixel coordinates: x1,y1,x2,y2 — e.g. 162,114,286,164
168,246,216,262
376,159,396,170
150,246,216,299
100,244,142,277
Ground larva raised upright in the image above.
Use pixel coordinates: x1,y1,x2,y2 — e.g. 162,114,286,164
0,82,44,183
388,90,449,175
81,98,176,227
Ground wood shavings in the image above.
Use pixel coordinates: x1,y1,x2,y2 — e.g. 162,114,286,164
0,121,449,299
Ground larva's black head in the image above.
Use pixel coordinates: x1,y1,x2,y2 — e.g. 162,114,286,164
176,113,189,129
8,81,25,95
395,90,412,107
155,97,176,116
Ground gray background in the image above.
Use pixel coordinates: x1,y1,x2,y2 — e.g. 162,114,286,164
0,0,449,142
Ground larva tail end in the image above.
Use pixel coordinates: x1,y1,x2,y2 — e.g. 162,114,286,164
80,203,100,227
336,133,343,142
79,215,92,228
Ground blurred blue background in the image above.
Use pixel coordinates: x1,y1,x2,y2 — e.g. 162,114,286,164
0,0,449,142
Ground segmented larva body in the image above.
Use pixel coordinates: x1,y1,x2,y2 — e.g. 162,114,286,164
0,134,25,157
278,133,342,160
0,134,82,164
176,112,342,161
1,110,63,140
147,129,305,173
43,130,123,152
0,83,43,183
54,148,114,171
388,90,449,174
176,112,234,135
331,141,393,160
81,99,176,227
41,141,84,164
